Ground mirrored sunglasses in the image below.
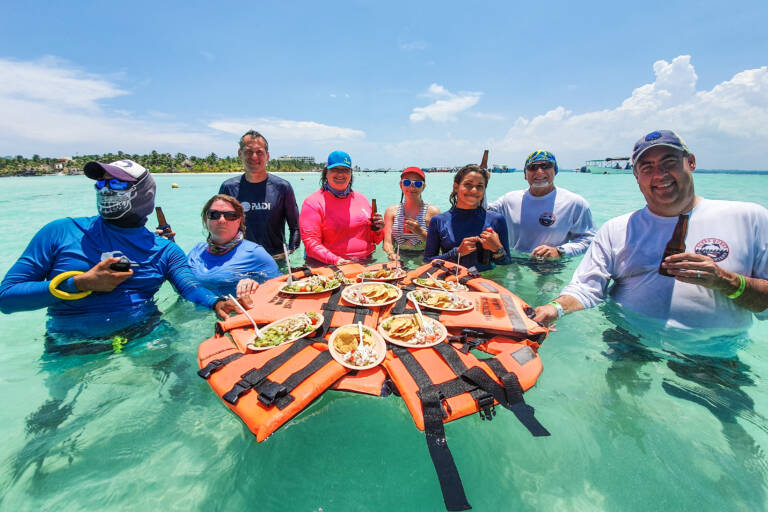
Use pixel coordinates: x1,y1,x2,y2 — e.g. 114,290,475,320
206,210,240,221
402,179,424,188
94,178,132,191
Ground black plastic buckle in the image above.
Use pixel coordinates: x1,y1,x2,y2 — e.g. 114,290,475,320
477,394,496,421
197,359,224,379
257,381,289,407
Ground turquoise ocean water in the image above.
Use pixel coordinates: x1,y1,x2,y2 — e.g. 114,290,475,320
0,172,766,511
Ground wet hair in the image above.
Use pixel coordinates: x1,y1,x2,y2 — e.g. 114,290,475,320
449,164,489,208
239,130,269,152
201,194,246,236
320,166,354,190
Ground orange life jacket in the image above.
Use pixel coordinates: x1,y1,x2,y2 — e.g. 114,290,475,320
197,335,347,442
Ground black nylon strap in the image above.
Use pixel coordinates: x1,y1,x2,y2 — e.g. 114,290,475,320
422,386,472,511
255,351,335,409
222,339,312,404
480,359,549,437
433,343,494,409
197,352,244,379
273,351,333,409
319,286,373,336
392,345,470,510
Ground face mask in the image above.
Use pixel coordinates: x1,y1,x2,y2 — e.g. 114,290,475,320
96,172,156,227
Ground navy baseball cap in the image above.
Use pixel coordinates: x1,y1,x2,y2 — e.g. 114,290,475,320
327,150,352,170
632,130,690,164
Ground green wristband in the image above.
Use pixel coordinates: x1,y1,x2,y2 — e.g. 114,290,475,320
549,300,564,319
726,274,746,300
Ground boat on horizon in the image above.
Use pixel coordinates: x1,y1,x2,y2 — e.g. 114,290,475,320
580,157,632,174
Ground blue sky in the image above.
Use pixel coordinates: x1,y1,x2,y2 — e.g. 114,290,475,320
2,0,767,169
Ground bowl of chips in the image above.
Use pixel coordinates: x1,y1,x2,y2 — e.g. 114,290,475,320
357,267,407,282
378,314,447,348
328,323,386,370
406,289,474,312
341,282,402,307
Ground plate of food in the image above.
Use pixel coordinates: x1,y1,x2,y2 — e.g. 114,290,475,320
357,267,407,281
280,274,340,294
406,289,474,312
413,277,468,292
328,323,386,370
341,282,402,307
378,314,447,348
247,312,324,351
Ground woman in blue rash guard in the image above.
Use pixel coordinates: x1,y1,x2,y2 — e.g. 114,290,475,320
0,160,236,346
187,194,281,298
424,164,511,272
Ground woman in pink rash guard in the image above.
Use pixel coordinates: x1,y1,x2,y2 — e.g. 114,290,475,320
299,151,385,266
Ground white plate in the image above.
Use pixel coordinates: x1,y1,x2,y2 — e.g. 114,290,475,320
328,324,387,370
406,290,474,312
341,282,403,307
412,277,468,292
247,312,324,351
377,314,448,348
279,279,341,295
356,267,407,282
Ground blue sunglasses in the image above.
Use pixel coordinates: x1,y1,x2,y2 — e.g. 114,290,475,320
94,178,132,191
401,179,424,188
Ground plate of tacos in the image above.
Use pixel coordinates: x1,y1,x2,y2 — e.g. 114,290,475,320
342,282,402,307
357,267,407,281
406,289,474,312
413,277,468,292
328,323,386,370
378,314,447,348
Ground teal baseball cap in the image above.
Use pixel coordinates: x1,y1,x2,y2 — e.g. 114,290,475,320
327,150,352,170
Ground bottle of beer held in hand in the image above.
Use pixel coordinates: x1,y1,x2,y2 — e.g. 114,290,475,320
370,199,380,231
658,214,689,277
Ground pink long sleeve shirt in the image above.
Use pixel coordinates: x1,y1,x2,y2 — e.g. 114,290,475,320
299,189,384,264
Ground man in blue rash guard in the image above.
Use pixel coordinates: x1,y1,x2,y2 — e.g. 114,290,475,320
0,160,236,341
219,130,301,260
424,164,511,272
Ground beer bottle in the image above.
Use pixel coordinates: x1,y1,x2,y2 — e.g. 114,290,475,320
658,214,688,276
370,199,380,231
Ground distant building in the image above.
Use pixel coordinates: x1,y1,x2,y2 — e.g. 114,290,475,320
275,155,315,164
54,157,72,170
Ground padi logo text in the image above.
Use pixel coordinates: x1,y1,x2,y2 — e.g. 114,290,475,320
694,238,729,262
242,202,271,212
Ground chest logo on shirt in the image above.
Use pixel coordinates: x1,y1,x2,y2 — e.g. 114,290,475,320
242,202,271,212
539,212,556,227
694,238,729,262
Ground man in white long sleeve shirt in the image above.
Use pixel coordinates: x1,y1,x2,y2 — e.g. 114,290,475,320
488,150,595,259
534,130,768,338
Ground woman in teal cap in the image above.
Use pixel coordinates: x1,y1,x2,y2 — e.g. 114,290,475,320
299,151,385,265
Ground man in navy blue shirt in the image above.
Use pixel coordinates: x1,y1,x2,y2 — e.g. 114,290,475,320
219,131,301,260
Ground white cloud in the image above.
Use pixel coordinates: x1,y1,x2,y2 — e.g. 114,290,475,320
399,40,428,51
0,56,128,110
0,57,364,157
472,112,505,121
410,83,482,122
0,57,228,156
208,119,365,142
200,51,215,61
495,55,768,169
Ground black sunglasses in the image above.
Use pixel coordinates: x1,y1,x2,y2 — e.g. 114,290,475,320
206,210,240,221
